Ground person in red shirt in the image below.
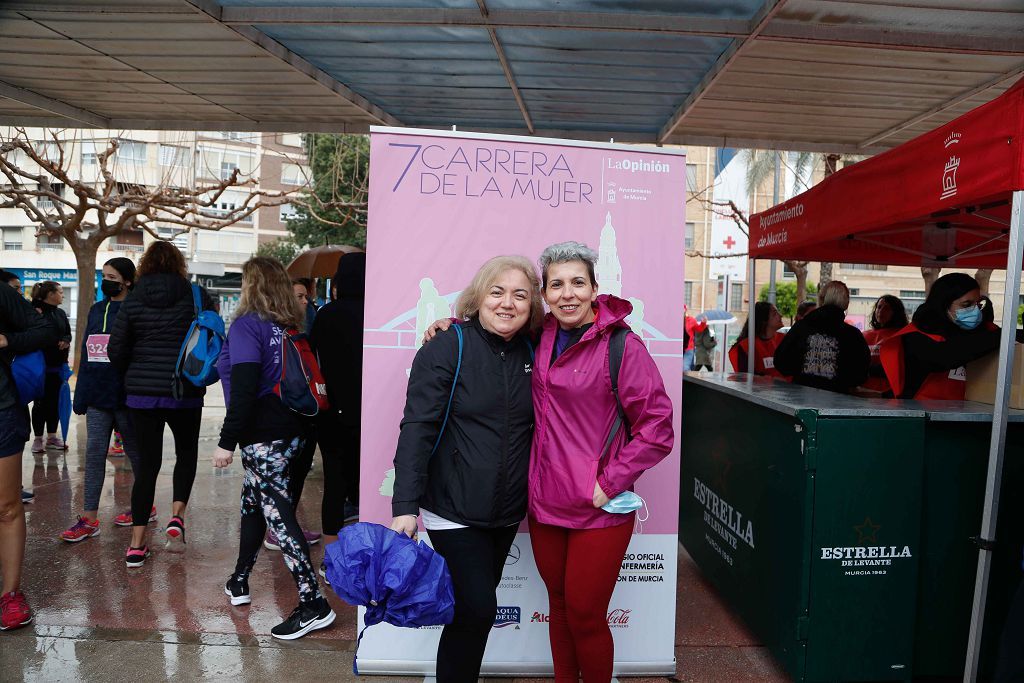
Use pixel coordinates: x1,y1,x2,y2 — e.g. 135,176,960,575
861,295,908,393
728,301,785,377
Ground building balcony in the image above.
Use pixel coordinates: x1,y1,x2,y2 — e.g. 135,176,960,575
109,243,144,254
37,242,64,251
193,249,250,265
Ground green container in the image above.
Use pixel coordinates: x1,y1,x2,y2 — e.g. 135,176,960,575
680,375,1023,682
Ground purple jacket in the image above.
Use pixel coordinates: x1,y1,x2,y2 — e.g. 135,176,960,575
528,294,674,529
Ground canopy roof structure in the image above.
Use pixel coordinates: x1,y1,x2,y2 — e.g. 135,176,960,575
1,1,1023,153
749,79,1024,268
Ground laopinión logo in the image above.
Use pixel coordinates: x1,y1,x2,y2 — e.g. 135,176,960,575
493,606,521,628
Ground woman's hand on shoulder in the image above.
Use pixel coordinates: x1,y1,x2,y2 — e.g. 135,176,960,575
212,446,233,468
390,515,419,541
421,318,453,345
592,481,610,508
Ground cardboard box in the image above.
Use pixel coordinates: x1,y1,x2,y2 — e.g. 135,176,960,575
965,343,1024,409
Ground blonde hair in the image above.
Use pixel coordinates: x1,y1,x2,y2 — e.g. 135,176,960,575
455,255,544,333
236,256,306,329
818,280,850,310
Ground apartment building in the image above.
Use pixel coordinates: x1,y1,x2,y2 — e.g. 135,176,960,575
0,128,309,326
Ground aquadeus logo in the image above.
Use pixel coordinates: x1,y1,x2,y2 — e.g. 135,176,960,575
493,606,521,628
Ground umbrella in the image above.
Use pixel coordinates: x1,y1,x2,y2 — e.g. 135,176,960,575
57,363,72,443
286,245,364,279
699,309,737,325
324,522,455,673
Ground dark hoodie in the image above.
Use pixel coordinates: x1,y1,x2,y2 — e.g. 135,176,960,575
1,283,57,411
773,304,871,393
310,253,365,423
108,273,215,400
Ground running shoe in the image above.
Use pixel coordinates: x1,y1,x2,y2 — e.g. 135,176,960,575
20,489,34,504
124,545,151,568
45,435,67,451
165,516,185,542
113,506,157,527
318,563,331,588
343,502,359,523
263,529,281,551
224,576,251,606
31,436,44,453
61,517,100,543
0,591,32,631
270,598,335,640
107,443,124,457
304,530,321,545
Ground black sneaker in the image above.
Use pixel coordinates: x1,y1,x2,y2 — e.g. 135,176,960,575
20,490,34,504
343,502,359,523
224,576,251,606
319,563,331,587
270,598,335,640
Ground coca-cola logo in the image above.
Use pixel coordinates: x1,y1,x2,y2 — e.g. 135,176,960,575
530,609,632,626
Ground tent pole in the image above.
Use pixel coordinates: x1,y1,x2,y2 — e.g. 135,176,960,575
747,258,756,380
963,189,1024,682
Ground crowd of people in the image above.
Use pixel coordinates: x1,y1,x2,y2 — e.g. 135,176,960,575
707,272,1024,399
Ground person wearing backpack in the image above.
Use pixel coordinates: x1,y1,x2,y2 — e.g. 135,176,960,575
108,241,216,568
28,281,72,452
212,257,333,640
390,255,542,682
528,242,673,683
0,279,57,630
61,258,150,543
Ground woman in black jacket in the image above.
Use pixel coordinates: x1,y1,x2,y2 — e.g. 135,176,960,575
390,255,542,682
61,258,147,543
108,241,215,568
28,281,71,452
773,280,871,393
0,279,57,631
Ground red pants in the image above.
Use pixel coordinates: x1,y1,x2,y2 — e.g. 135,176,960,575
529,516,634,683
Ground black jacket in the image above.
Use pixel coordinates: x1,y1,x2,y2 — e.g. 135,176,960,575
34,302,71,368
773,304,871,393
0,284,58,411
73,298,126,413
392,319,534,528
310,253,364,425
108,274,215,399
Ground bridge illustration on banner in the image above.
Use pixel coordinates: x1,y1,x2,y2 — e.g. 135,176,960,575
364,212,683,359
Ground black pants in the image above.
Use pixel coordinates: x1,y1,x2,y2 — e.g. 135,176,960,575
428,524,517,683
314,411,360,535
288,427,317,505
129,407,202,524
31,371,61,436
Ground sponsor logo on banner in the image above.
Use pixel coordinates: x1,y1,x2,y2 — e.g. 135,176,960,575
605,157,671,174
819,517,913,577
618,553,666,583
493,606,521,629
941,131,961,200
505,543,521,566
529,610,632,628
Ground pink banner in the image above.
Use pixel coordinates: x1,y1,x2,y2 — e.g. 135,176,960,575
361,130,686,535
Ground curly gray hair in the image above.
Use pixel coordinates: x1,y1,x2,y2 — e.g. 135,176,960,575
538,241,598,288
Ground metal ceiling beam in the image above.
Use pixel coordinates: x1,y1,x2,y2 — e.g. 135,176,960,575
859,65,1024,148
658,0,789,144
477,0,534,135
0,80,109,128
760,21,1024,56
218,6,747,37
182,0,402,127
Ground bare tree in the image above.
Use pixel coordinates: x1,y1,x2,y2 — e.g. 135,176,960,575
817,153,842,289
0,129,294,362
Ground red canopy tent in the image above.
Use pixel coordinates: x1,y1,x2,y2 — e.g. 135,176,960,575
747,78,1024,682
750,79,1024,269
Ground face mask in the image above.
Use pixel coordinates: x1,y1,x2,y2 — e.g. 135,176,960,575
101,280,123,298
953,306,981,330
601,490,645,514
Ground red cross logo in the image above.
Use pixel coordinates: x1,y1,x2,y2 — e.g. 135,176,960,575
723,235,736,249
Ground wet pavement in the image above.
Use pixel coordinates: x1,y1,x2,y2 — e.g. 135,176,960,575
4,386,788,682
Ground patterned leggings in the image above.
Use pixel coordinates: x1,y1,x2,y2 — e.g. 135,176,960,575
233,437,321,604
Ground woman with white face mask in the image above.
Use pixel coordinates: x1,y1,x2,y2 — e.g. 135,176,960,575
880,272,1024,400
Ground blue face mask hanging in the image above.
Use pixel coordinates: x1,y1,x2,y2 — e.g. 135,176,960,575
601,490,645,514
954,306,982,330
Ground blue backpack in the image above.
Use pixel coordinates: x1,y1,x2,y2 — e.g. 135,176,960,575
10,350,46,405
172,284,224,397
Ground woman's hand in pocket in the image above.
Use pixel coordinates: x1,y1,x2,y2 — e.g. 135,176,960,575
592,481,610,508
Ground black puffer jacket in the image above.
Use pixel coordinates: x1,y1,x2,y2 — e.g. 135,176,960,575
392,318,534,528
108,273,215,399
0,284,58,411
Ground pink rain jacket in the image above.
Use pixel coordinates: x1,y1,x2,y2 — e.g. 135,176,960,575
528,294,675,529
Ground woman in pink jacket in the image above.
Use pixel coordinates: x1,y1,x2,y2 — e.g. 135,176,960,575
530,241,674,682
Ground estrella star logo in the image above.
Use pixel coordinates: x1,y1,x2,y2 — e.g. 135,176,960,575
854,517,881,545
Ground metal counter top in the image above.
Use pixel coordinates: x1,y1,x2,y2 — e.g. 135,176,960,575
683,373,1024,423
